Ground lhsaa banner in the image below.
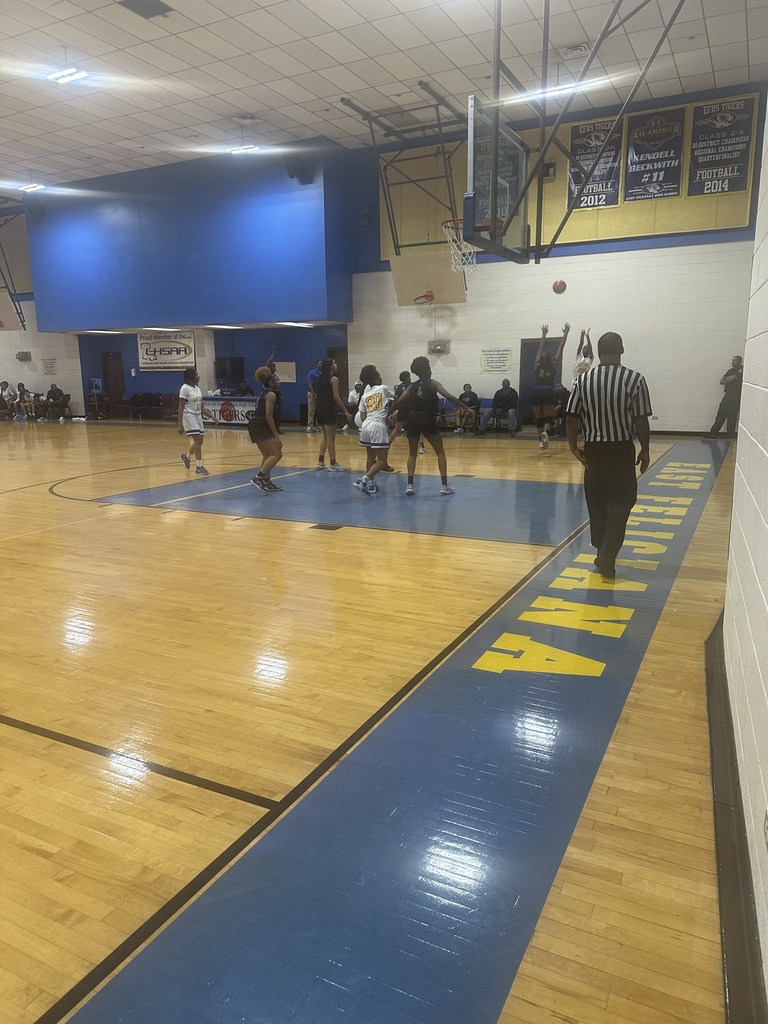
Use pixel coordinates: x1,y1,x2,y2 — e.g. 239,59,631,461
138,332,195,371
624,109,685,202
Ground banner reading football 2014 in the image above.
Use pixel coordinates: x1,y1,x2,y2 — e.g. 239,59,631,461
624,109,685,202
138,332,195,371
688,96,756,197
568,119,623,209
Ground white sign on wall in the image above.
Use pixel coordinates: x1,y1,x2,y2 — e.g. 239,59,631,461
481,348,513,373
42,358,57,375
138,332,195,371
273,361,296,383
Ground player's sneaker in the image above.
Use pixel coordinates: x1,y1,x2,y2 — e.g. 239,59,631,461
265,480,282,492
251,475,269,492
381,464,395,472
405,483,415,496
195,466,209,475
440,484,455,495
181,452,190,469
315,460,325,469
419,444,427,454
327,462,347,472
353,478,369,494
539,432,549,450
367,482,379,494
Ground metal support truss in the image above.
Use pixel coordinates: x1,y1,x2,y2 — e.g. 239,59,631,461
489,0,688,262
0,212,27,330
341,83,467,256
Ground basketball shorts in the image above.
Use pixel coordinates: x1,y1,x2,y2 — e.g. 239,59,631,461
531,385,556,406
406,411,439,438
183,413,204,436
315,404,337,426
359,419,390,449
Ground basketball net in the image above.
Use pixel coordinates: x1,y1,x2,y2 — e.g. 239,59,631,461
442,219,478,275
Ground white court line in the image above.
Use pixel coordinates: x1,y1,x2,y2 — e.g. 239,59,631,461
152,467,316,506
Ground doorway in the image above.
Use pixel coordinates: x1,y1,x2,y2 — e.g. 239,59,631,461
102,352,125,417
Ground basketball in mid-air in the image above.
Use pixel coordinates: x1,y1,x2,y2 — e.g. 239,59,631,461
552,280,567,294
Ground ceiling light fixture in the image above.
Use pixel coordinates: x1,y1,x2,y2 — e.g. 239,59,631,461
47,47,89,85
19,183,45,192
275,321,314,328
229,124,260,154
503,75,612,106
204,324,244,329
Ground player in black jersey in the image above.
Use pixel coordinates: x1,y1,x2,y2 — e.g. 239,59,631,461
533,322,570,450
248,366,283,492
387,356,464,496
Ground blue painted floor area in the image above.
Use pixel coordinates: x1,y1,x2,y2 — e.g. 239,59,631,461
70,443,724,1024
98,469,586,545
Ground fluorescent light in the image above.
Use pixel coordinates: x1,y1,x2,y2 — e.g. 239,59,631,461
503,76,612,106
58,70,89,84
48,67,78,80
19,183,44,192
84,330,123,334
141,327,180,331
204,325,244,329
229,144,260,154
48,67,89,84
275,321,314,328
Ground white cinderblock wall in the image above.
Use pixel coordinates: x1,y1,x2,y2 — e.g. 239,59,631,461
724,105,768,992
349,241,753,433
0,301,84,414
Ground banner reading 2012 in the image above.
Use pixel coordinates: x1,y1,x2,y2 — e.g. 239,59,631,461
688,96,756,197
624,109,685,202
568,119,623,209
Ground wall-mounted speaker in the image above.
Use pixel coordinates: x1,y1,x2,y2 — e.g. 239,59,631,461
427,340,451,355
283,154,314,185
16,350,32,361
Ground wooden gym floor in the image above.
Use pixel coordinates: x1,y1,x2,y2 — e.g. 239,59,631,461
0,421,731,1024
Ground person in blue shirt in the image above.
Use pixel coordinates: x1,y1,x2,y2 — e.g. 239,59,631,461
306,359,322,433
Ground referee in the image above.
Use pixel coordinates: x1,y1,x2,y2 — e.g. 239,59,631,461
566,332,652,580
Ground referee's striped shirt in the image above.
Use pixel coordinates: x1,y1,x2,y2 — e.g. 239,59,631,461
566,363,652,442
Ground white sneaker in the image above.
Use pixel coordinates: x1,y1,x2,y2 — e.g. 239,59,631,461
405,483,415,496
327,462,347,472
59,417,65,423
419,444,427,454
315,460,325,469
539,432,549,450
306,427,313,433
440,484,455,495
341,424,350,433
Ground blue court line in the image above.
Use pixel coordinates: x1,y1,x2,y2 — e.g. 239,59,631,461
67,442,724,1024
97,470,586,545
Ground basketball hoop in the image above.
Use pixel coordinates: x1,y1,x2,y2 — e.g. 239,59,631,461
413,290,435,319
442,219,478,275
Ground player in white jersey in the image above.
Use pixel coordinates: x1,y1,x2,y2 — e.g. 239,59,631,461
353,365,394,495
177,367,213,475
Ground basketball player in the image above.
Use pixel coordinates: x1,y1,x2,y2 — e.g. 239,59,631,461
388,356,464,496
353,364,394,495
572,328,593,388
178,367,212,475
315,356,352,471
533,322,570,450
249,366,283,492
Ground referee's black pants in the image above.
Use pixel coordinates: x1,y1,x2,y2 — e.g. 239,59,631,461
583,441,637,570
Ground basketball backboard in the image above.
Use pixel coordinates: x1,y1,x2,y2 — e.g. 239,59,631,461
464,96,529,264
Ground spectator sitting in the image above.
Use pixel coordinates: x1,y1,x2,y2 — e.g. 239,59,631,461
17,383,37,419
476,379,519,434
343,380,363,432
1,381,19,417
237,381,254,396
43,383,66,420
454,383,479,433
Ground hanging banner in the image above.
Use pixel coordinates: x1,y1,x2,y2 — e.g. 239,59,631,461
568,119,623,209
138,332,195,371
687,96,757,197
624,109,685,202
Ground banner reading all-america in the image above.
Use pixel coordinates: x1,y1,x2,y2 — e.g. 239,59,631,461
688,96,756,197
624,108,685,202
568,119,623,209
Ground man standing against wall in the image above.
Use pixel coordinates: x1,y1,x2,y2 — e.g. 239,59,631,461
306,359,322,433
566,332,652,581
703,355,743,439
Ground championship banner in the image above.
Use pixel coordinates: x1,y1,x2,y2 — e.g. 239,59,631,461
687,96,756,197
138,332,195,371
624,109,685,202
568,119,623,209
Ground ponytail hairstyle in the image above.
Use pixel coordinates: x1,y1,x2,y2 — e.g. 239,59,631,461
318,356,335,389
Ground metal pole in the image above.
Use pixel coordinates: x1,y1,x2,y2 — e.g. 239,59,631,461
489,0,502,245
533,0,550,263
